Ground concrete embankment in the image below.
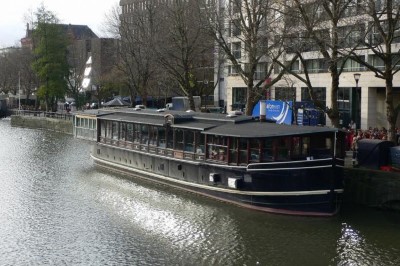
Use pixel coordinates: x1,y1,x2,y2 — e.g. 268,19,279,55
10,115,73,135
343,167,400,211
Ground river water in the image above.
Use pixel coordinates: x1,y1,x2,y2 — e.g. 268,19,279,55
1,119,400,265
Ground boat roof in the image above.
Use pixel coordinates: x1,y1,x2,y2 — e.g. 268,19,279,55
202,121,338,138
85,108,339,138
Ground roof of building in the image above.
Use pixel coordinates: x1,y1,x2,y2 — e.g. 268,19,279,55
61,24,98,40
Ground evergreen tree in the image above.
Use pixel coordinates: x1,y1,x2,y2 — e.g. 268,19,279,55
31,5,69,111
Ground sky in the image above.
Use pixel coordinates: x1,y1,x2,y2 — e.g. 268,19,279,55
0,0,118,48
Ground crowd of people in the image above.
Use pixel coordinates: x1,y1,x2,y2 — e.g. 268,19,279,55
344,120,392,152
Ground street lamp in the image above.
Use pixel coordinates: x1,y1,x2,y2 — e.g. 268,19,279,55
353,73,361,129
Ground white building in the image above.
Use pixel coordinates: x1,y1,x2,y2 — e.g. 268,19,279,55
221,0,400,130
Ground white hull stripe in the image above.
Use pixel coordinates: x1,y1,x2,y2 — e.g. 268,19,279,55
248,158,332,167
91,154,344,197
247,165,332,171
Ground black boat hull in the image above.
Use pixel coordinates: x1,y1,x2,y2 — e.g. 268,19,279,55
91,143,343,216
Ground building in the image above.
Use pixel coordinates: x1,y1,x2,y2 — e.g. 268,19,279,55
220,1,400,130
20,23,119,104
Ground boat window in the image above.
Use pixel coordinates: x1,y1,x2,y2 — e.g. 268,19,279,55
158,127,166,148
140,124,149,144
149,126,158,146
120,122,126,141
291,136,302,159
276,137,291,161
166,127,173,149
310,133,333,158
207,135,228,162
261,139,274,161
238,138,248,164
195,132,205,154
249,139,260,162
112,121,119,140
184,131,195,152
175,129,184,150
302,137,310,157
133,124,140,143
229,137,238,164
100,121,106,138
126,123,134,142
106,121,112,139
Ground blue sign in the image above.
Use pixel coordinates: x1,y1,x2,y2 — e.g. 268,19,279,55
252,100,293,125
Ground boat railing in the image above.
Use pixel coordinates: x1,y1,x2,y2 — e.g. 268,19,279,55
99,137,206,162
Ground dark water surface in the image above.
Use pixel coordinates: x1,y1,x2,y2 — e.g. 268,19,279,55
1,119,400,265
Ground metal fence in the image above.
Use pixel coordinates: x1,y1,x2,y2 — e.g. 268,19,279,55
12,109,73,121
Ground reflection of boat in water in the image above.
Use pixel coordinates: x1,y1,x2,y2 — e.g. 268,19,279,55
84,108,346,216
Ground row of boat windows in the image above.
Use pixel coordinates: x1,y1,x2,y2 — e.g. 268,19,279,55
99,120,335,164
75,117,97,129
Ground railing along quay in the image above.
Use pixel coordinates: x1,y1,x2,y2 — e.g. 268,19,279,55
13,109,72,121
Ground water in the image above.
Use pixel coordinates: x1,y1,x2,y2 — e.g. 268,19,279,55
1,118,400,265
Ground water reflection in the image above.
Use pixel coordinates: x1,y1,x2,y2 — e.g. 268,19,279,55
85,171,245,264
333,209,400,266
1,119,400,265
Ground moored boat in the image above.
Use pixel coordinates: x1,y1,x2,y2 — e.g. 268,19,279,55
87,108,346,216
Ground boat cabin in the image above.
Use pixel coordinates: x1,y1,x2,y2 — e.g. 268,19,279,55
95,109,346,166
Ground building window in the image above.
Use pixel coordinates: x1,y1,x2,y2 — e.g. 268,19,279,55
230,20,241,37
232,42,241,59
337,87,351,110
275,87,296,101
289,60,300,73
340,56,365,72
254,63,267,80
228,64,239,76
304,59,327,73
338,24,365,48
301,87,326,106
232,87,246,110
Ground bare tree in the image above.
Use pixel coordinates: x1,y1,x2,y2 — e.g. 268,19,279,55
105,3,158,107
0,48,38,108
200,0,290,115
153,0,214,111
280,0,363,127
66,40,89,107
0,51,17,95
342,0,400,142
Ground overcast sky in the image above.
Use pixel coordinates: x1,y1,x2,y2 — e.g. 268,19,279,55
0,0,118,48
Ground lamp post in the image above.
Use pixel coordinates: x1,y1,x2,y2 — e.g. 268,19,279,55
18,71,21,111
353,73,361,130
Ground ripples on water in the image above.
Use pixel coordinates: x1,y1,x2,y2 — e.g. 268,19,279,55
1,119,400,265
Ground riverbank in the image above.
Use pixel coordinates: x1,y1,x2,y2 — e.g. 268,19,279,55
10,113,73,135
344,167,400,210
9,114,400,212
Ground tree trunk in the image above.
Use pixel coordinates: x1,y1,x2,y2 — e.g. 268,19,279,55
386,77,397,142
188,91,196,111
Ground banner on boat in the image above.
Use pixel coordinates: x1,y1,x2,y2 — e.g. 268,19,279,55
252,100,293,125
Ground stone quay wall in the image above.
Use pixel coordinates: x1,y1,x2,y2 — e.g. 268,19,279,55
343,168,400,211
10,115,73,135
